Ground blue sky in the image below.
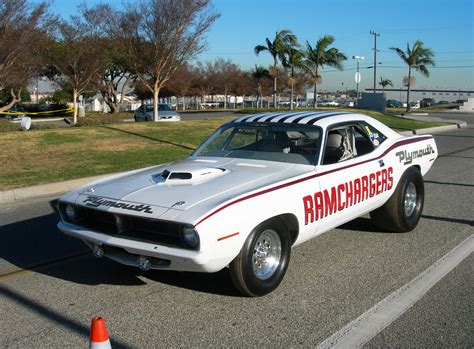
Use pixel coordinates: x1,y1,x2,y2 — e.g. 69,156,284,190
41,0,474,91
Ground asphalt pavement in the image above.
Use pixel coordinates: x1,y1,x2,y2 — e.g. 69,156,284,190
0,126,473,348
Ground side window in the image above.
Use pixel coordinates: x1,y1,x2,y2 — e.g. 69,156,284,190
359,122,386,148
322,123,385,165
323,125,357,164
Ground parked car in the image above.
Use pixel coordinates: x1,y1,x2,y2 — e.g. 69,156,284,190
341,100,354,108
1,106,26,120
58,111,438,296
420,98,436,108
134,104,180,122
318,100,339,107
438,100,449,105
409,101,420,109
386,100,402,108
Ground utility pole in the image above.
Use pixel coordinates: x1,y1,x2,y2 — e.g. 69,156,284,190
352,56,364,101
370,31,380,93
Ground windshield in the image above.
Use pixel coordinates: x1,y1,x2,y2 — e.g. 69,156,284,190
193,123,322,165
145,104,172,112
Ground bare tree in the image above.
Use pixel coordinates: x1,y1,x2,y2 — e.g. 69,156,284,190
119,0,219,121
0,0,50,112
192,62,215,106
82,3,134,113
44,17,106,123
164,64,195,110
209,58,241,109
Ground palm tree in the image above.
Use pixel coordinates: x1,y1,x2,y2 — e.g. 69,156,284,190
390,40,435,111
255,30,298,108
303,35,346,108
379,77,393,93
283,48,305,110
251,65,271,108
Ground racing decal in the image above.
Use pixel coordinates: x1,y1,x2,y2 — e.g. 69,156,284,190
396,144,435,165
195,136,432,227
303,167,393,225
82,196,154,214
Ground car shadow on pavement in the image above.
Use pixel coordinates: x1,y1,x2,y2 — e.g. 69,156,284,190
339,217,386,233
0,206,145,286
0,201,241,296
141,269,241,297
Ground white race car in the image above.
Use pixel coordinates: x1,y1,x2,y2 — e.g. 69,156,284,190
58,111,438,296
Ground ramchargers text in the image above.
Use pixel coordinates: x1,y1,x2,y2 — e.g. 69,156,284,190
303,167,394,225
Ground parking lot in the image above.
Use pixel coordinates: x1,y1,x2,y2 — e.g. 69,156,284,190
0,124,473,348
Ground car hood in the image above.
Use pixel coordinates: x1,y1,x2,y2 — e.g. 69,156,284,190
75,157,311,215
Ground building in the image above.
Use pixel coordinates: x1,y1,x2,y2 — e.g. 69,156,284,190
366,88,473,103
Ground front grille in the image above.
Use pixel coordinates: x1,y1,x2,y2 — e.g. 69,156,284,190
60,203,193,250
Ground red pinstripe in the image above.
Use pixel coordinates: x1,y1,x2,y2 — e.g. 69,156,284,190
195,136,433,227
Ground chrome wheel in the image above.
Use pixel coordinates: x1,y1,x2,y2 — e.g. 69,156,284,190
252,229,282,280
404,182,417,217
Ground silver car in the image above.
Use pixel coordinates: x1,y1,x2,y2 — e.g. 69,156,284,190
134,104,180,122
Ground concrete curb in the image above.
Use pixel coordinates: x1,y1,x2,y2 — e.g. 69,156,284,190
398,122,467,135
0,121,468,206
0,173,114,205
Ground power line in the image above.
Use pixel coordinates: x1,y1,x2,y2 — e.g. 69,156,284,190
320,65,474,73
375,25,473,33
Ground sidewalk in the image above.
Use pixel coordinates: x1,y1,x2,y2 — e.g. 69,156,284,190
0,118,467,206
0,173,112,205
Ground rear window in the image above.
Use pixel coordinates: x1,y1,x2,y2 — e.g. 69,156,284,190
144,104,172,112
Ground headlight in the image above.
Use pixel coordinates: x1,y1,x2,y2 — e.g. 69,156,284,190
182,226,199,249
65,204,78,221
61,203,82,223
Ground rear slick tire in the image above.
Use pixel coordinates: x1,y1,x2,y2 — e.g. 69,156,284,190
229,219,291,297
370,166,424,233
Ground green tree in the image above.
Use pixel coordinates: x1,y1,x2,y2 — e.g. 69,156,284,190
254,29,298,108
52,89,72,104
390,40,435,112
379,77,393,93
251,65,271,108
303,35,346,108
283,48,305,110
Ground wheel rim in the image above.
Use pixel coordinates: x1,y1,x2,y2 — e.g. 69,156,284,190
404,182,417,217
252,229,282,280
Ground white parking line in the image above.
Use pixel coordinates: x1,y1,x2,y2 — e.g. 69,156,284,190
317,234,474,349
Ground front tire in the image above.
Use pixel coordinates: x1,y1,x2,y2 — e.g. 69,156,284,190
370,166,424,232
229,219,291,297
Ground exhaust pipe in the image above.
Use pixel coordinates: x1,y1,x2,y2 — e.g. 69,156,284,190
137,256,151,271
93,245,104,258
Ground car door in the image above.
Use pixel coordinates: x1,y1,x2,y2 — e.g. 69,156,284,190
314,122,391,232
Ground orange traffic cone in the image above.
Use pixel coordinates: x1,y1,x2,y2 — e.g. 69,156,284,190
89,316,111,349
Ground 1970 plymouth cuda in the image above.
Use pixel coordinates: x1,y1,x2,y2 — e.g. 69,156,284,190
58,111,437,296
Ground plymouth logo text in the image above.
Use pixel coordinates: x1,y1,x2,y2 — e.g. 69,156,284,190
83,196,154,214
396,144,435,165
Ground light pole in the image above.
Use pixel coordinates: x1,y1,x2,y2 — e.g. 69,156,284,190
352,56,364,101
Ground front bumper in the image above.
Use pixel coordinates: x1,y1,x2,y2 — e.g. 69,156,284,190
57,221,225,273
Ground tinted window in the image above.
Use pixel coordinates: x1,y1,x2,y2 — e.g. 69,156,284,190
193,123,322,165
144,104,172,112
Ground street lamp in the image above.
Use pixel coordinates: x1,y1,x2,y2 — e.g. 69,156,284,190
352,56,364,101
